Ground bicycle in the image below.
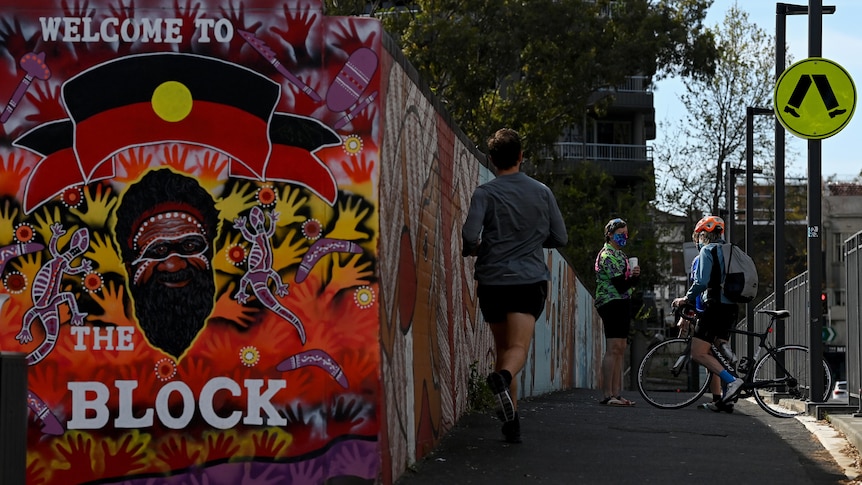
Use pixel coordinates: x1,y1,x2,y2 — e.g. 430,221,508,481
636,306,833,418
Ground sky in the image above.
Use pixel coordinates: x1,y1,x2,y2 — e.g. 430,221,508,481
651,0,862,180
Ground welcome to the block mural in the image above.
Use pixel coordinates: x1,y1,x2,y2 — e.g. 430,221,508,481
0,0,382,482
0,0,599,483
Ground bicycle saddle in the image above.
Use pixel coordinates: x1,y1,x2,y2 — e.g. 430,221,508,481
756,309,791,319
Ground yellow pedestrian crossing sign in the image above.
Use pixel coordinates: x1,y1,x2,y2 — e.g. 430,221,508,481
775,57,855,140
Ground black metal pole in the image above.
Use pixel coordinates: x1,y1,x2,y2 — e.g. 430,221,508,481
726,162,733,242
746,108,756,355
775,4,788,346
746,107,773,356
808,0,825,402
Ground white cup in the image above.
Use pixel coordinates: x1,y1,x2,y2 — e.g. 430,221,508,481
628,257,638,269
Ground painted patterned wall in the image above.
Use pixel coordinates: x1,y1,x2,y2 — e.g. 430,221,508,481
0,1,599,483
0,1,384,483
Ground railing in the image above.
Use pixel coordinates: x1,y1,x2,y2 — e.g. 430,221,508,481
845,232,862,401
737,273,811,390
546,142,653,162
596,75,651,93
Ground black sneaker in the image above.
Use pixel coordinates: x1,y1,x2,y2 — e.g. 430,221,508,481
502,413,521,443
487,372,515,422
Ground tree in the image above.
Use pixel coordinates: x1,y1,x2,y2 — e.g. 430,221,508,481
328,0,718,154
540,163,669,295
652,3,814,304
654,3,775,218
323,0,718,288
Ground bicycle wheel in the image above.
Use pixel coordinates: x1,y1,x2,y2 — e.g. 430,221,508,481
750,345,833,418
637,338,711,409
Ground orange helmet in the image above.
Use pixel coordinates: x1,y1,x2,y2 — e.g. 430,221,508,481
694,215,725,234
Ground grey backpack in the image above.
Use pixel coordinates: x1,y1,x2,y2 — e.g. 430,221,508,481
717,243,758,303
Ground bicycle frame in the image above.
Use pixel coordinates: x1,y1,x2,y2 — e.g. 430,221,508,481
726,321,798,394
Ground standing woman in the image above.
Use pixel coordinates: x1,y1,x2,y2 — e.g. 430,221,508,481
462,128,568,443
595,218,640,406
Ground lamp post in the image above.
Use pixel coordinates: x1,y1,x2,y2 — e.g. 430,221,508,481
746,107,773,355
725,165,745,244
775,1,834,403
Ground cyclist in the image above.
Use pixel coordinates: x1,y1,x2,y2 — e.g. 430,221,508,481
678,227,735,413
672,216,743,406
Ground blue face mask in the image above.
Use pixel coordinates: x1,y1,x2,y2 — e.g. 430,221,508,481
613,233,627,247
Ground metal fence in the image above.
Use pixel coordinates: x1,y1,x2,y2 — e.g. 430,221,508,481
733,273,811,389
845,232,862,400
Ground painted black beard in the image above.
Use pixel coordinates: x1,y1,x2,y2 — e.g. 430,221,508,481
131,266,215,358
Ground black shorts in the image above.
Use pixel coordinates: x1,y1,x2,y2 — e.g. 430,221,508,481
597,298,632,339
477,281,548,323
694,302,739,343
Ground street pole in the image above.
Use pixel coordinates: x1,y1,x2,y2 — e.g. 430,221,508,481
808,0,825,402
746,107,773,356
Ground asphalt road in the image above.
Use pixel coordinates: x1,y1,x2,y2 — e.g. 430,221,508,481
395,388,856,485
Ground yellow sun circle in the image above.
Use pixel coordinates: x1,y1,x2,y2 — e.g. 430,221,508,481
343,135,363,155
354,286,375,308
151,81,193,122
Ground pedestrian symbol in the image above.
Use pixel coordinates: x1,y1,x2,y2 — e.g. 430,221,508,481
775,57,856,140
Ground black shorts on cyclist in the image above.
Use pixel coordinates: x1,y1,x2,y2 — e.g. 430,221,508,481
694,301,738,343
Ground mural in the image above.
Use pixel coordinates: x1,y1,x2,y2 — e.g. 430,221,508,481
0,0,382,483
0,1,598,483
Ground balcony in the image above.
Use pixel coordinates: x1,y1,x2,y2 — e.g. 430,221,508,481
588,76,654,111
534,142,654,180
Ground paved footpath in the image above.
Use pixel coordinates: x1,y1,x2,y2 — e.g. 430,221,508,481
396,388,862,485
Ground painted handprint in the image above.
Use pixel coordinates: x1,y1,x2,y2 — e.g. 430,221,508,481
0,16,40,59
100,432,149,476
157,435,203,471
270,3,318,64
163,143,191,172
274,186,308,227
87,281,133,327
172,0,202,51
0,199,21,245
0,153,30,198
341,153,375,184
115,147,153,184
70,183,118,228
25,81,65,124
215,181,257,223
218,0,262,59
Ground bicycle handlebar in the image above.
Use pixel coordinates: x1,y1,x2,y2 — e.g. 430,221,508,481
672,303,698,322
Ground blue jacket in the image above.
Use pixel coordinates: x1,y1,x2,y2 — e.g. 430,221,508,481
685,240,734,306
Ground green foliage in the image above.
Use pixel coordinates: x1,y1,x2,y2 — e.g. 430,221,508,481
322,1,716,295
376,0,717,154
533,162,669,293
467,361,495,413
